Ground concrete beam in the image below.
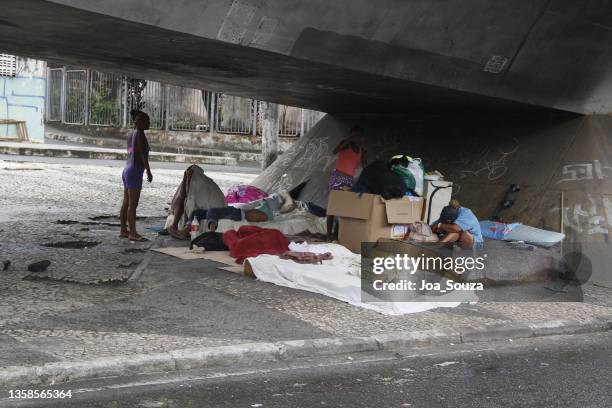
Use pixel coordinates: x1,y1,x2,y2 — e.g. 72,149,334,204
1,0,611,114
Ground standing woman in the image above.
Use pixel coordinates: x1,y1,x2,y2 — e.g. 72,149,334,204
326,125,367,240
119,110,153,241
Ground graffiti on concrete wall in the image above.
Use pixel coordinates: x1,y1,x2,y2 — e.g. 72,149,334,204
557,160,612,184
0,57,46,142
459,137,519,181
551,194,612,235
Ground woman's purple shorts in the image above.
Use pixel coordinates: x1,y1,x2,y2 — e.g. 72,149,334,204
122,166,144,190
327,170,354,192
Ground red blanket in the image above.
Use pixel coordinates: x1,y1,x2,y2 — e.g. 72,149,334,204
222,226,289,264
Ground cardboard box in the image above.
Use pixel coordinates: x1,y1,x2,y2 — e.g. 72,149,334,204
327,190,424,253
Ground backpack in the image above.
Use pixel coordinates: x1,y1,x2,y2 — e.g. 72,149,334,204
190,231,228,251
352,161,407,199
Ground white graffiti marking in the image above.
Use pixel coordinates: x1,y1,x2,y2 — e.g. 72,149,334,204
557,160,612,184
551,194,612,235
460,137,519,181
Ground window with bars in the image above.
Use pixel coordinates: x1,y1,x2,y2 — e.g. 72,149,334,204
0,54,17,77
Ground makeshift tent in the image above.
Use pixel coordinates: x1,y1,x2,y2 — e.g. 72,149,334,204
170,165,226,230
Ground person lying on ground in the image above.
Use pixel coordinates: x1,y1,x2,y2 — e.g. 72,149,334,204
233,191,295,214
170,205,271,240
119,110,152,241
431,199,484,250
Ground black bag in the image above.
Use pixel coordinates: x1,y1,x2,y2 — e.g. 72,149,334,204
190,232,228,251
352,160,408,199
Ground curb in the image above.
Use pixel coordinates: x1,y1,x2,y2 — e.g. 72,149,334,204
1,317,609,387
0,145,237,166
128,235,165,282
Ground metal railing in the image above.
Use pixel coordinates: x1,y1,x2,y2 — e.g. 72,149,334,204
64,70,87,125
126,79,164,130
279,105,302,136
46,68,63,122
216,94,256,135
169,87,212,131
47,68,324,136
302,109,326,135
89,71,122,126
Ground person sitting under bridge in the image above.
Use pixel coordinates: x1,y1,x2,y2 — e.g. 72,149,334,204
431,199,484,250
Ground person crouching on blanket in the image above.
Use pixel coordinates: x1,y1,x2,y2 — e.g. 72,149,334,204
430,199,484,250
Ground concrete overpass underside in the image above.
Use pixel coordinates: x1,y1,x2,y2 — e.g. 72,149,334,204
1,0,612,114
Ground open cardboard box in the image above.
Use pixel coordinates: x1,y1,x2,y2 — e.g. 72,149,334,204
327,190,424,253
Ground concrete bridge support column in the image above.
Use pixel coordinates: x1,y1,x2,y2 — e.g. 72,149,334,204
261,101,279,170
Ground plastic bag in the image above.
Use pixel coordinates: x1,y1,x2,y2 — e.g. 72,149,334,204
390,156,425,196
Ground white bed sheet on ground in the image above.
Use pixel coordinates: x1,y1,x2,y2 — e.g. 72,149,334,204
246,243,460,316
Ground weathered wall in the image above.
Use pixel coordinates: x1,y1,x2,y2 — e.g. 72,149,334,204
0,58,47,142
254,113,612,286
47,123,296,153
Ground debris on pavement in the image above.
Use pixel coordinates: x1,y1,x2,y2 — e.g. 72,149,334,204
27,260,51,272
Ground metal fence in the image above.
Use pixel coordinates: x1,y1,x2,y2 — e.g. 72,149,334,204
216,94,256,135
302,109,326,135
64,70,87,125
169,87,212,131
89,71,122,126
46,68,63,121
47,68,324,136
124,79,164,130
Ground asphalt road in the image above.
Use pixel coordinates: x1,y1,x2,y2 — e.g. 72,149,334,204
4,332,611,408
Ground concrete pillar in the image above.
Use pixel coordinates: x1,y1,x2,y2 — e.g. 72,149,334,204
260,101,279,170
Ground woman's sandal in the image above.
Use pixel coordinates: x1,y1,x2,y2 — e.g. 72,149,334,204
168,227,188,241
128,235,149,242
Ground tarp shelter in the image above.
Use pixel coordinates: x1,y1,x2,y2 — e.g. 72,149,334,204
170,165,226,230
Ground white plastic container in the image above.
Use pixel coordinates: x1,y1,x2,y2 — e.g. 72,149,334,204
190,217,200,241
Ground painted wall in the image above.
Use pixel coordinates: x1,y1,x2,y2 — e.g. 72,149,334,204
0,57,46,142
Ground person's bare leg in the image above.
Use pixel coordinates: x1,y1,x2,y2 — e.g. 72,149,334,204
170,171,189,230
457,231,475,250
439,232,460,248
127,188,142,240
119,188,129,238
244,209,268,222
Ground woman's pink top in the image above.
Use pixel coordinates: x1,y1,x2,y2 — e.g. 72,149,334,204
335,146,361,177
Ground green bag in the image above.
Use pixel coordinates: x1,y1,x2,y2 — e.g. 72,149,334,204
390,156,425,195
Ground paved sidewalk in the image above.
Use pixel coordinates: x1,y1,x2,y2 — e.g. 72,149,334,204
1,157,611,386
1,234,611,385
0,141,237,166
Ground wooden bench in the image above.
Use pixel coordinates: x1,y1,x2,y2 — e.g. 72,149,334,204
0,119,29,142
